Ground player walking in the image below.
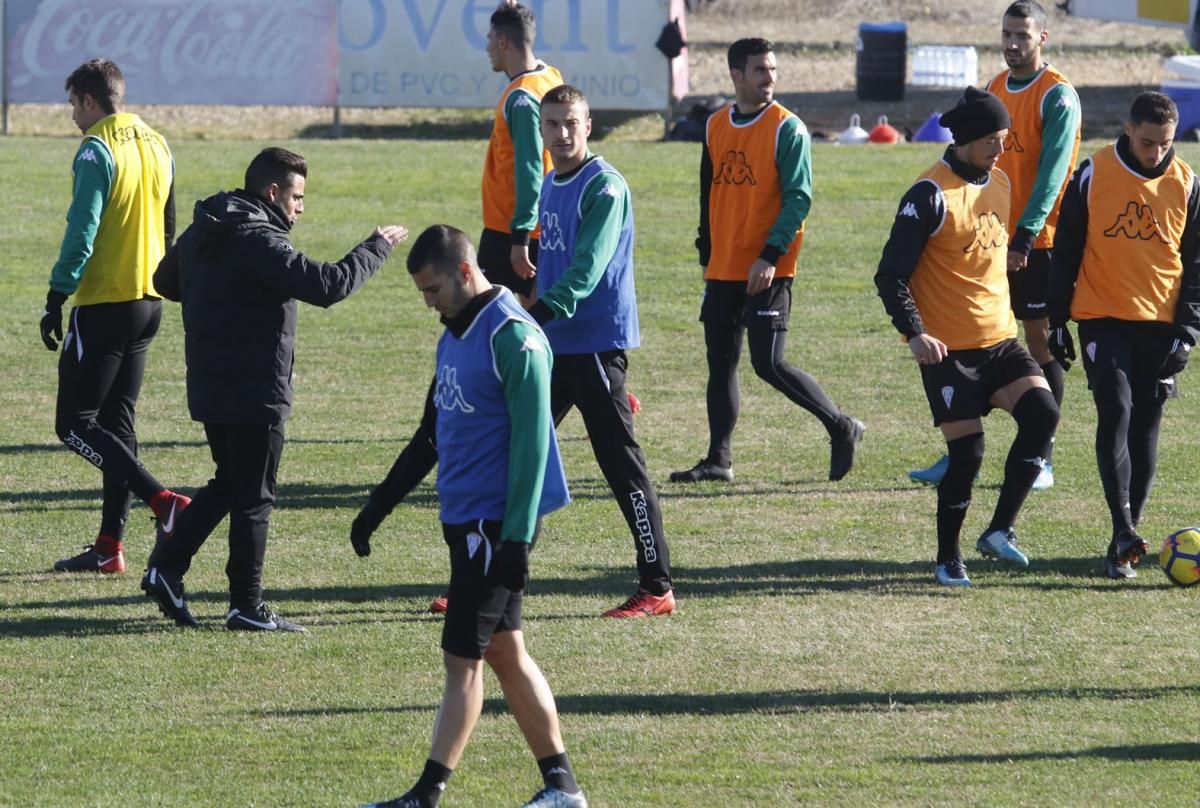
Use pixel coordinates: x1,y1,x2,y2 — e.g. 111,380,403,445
144,147,406,630
876,88,1060,586
911,0,1079,488
359,225,585,808
526,84,675,617
671,37,864,485
43,59,191,575
1047,92,1200,579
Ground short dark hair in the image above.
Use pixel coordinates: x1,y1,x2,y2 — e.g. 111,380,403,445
244,147,307,195
64,59,125,115
1129,91,1179,127
407,224,477,276
727,38,772,72
1004,1,1047,29
490,3,535,48
543,84,589,111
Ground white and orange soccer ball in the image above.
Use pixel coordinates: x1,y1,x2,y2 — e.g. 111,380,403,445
1159,528,1200,587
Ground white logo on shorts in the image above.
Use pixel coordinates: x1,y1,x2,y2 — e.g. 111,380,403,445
941,385,954,409
1086,341,1097,363
466,532,482,559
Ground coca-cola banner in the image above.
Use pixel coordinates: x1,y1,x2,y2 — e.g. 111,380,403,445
4,0,339,105
336,0,685,111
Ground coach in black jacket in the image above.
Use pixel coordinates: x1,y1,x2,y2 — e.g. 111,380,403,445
144,147,407,631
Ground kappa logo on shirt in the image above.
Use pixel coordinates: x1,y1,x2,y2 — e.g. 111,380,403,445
1056,93,1074,110
519,334,544,353
962,212,1008,254
513,93,536,109
1003,130,1025,154
434,365,475,414
77,148,99,163
539,210,566,252
596,182,620,199
714,150,757,186
1103,201,1170,244
899,202,920,220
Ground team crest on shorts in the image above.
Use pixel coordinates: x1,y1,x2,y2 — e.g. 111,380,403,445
941,385,955,409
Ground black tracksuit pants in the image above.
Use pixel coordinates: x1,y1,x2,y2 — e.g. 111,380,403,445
55,298,164,539
550,350,672,595
156,422,284,608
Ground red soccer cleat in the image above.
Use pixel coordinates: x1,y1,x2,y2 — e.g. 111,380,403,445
627,391,641,414
602,588,676,618
428,594,449,614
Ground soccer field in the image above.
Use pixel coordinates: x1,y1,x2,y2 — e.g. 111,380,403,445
2,135,1199,806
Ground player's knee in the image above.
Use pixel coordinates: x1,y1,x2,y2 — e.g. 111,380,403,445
749,353,785,385
54,416,88,444
943,432,985,487
1013,386,1059,440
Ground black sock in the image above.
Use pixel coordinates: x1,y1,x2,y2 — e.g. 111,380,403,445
412,759,452,806
1040,361,1065,462
936,433,984,565
537,752,580,794
989,387,1059,532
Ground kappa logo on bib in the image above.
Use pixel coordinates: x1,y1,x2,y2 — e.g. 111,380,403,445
539,210,567,252
1103,201,1169,244
963,212,1008,254
434,365,475,414
714,150,757,186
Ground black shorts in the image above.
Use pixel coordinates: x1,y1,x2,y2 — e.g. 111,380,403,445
1008,248,1051,321
478,227,538,298
699,277,791,331
441,519,522,660
919,338,1044,425
1077,318,1178,401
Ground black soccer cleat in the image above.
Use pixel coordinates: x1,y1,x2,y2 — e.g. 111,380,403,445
669,458,733,483
829,416,865,482
1113,527,1149,566
226,602,306,633
141,567,199,628
54,545,126,574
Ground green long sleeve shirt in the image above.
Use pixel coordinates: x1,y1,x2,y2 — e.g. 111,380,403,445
494,317,556,544
507,89,546,239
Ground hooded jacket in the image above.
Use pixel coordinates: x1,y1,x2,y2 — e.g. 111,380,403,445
153,189,392,425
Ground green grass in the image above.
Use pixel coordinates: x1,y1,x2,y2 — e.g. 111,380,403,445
2,135,1199,807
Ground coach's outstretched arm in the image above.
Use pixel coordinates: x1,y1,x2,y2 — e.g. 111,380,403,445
350,379,439,557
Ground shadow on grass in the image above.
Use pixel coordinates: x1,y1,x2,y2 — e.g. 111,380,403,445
250,684,1200,721
910,741,1200,764
0,437,387,456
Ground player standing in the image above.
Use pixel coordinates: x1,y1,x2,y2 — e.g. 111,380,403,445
43,59,191,575
911,0,1079,488
1047,92,1200,579
359,225,585,808
479,2,563,300
876,88,1060,586
670,37,864,485
526,84,675,617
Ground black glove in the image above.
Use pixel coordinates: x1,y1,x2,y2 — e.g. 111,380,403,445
1048,322,1076,371
349,501,386,558
1159,334,1193,379
40,290,68,351
489,540,529,592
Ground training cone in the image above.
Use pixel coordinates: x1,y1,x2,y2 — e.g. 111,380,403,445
913,111,952,143
868,114,902,144
838,113,869,145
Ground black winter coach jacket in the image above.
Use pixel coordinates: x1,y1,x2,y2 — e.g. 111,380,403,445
153,190,392,425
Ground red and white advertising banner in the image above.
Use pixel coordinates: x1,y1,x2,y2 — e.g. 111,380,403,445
4,0,339,105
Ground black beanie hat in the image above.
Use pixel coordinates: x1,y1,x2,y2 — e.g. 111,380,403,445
939,86,1011,146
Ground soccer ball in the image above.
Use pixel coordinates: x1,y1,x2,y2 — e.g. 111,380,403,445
1159,528,1200,587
